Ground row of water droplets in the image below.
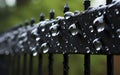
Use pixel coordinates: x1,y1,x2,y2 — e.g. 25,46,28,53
1,2,120,55
88,2,120,53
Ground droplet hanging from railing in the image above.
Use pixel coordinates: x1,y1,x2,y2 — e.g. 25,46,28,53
68,23,79,36
93,38,102,51
93,15,105,32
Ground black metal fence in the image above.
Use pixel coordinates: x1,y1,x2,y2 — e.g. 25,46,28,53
0,0,120,75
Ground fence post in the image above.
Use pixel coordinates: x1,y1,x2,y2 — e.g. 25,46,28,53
84,0,91,75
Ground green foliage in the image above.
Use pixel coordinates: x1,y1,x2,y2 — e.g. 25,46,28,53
0,0,84,32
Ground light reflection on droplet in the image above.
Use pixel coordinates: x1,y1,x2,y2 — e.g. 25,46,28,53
33,52,38,56
93,38,102,51
89,26,94,32
116,29,120,38
50,24,59,36
41,43,49,53
93,15,105,32
64,11,74,19
41,28,45,32
68,23,78,36
36,37,40,41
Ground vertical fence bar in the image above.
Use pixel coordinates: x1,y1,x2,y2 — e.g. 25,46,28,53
12,55,16,75
106,0,114,75
8,55,12,75
107,55,114,75
38,13,45,75
16,54,21,75
48,54,53,75
23,53,27,75
38,54,42,75
29,18,35,75
106,0,112,4
84,55,90,75
63,4,70,75
63,54,69,75
29,53,33,75
84,0,90,10
48,10,55,75
84,0,90,75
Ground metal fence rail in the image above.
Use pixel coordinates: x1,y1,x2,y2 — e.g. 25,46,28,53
0,0,120,75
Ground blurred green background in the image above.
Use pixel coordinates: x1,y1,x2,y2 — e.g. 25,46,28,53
0,0,108,75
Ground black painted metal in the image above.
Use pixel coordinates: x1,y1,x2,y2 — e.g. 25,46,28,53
38,54,42,75
106,0,112,4
106,1,114,75
63,54,69,75
29,53,33,75
84,0,91,75
23,53,27,75
48,54,53,75
107,55,114,75
16,55,21,75
38,13,45,75
0,2,120,54
0,1,120,75
84,55,90,75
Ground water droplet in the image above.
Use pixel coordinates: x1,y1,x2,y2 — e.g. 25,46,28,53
68,23,78,36
5,51,9,55
74,10,80,15
63,21,66,24
65,45,67,47
86,47,90,53
57,43,60,46
64,11,74,19
105,46,109,51
33,52,37,56
41,43,49,53
89,26,94,32
60,46,62,49
93,15,105,32
116,29,120,38
73,47,77,50
113,45,115,47
93,38,102,51
56,16,64,20
36,37,40,41
70,44,73,46
31,28,37,34
50,24,59,36
66,41,68,43
98,12,102,15
115,9,119,14
87,50,90,53
18,32,27,39
75,50,78,53
30,47,36,51
83,33,87,38
41,28,45,32
48,34,51,37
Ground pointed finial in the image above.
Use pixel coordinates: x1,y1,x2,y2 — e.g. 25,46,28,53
30,18,35,26
40,13,45,21
64,3,70,13
25,20,29,26
84,0,90,10
50,9,55,20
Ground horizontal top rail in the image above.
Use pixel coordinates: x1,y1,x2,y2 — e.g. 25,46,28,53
0,1,120,55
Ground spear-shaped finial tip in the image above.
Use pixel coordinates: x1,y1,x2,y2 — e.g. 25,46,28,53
25,20,29,26
40,13,45,21
30,18,35,26
64,3,70,13
50,9,55,20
